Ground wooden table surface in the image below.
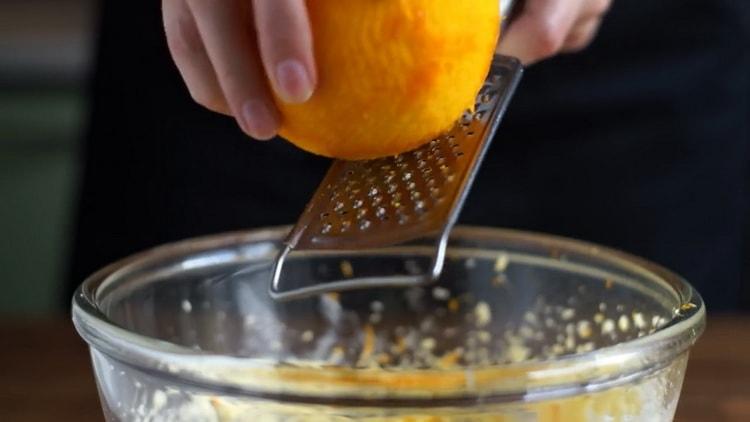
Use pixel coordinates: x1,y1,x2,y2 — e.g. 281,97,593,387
1,314,748,421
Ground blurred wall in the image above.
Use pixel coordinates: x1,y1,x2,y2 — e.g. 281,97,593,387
0,0,96,314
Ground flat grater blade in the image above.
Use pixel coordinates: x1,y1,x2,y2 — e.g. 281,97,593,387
271,54,523,300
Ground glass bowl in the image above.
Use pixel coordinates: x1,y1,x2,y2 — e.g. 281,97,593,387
72,226,705,421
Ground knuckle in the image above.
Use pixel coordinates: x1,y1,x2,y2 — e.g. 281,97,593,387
186,0,223,9
564,38,588,53
189,88,225,113
590,0,613,17
166,13,203,57
530,19,566,58
564,26,598,53
566,19,601,52
214,69,245,98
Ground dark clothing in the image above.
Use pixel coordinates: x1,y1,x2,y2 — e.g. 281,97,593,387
68,0,750,310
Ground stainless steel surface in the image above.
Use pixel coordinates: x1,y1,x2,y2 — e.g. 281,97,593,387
272,56,523,300
501,0,517,22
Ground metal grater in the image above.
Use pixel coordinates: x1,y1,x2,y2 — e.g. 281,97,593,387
270,54,523,300
270,0,522,300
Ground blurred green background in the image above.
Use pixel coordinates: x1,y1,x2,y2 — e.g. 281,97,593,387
0,0,96,315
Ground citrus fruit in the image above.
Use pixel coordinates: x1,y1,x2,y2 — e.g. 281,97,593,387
274,0,501,160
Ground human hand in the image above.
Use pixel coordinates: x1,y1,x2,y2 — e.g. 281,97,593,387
162,0,316,140
498,0,612,65
162,0,611,142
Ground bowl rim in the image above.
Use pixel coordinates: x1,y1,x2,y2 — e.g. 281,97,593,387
72,225,705,406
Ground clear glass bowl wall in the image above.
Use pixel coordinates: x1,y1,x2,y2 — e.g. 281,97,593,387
73,226,704,421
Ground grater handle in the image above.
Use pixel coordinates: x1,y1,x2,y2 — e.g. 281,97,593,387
501,0,517,21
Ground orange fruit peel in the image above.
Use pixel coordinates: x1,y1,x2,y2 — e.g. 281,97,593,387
275,0,501,160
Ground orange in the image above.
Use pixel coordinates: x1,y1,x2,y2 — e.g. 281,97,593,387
274,0,501,160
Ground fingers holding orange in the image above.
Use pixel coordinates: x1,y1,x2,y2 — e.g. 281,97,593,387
164,0,320,141
186,0,279,140
497,0,612,64
252,0,317,104
163,0,229,115
497,0,581,64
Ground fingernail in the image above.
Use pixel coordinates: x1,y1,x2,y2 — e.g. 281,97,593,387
241,100,278,140
275,59,314,103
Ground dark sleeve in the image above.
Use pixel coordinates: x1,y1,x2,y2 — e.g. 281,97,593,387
463,0,750,310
